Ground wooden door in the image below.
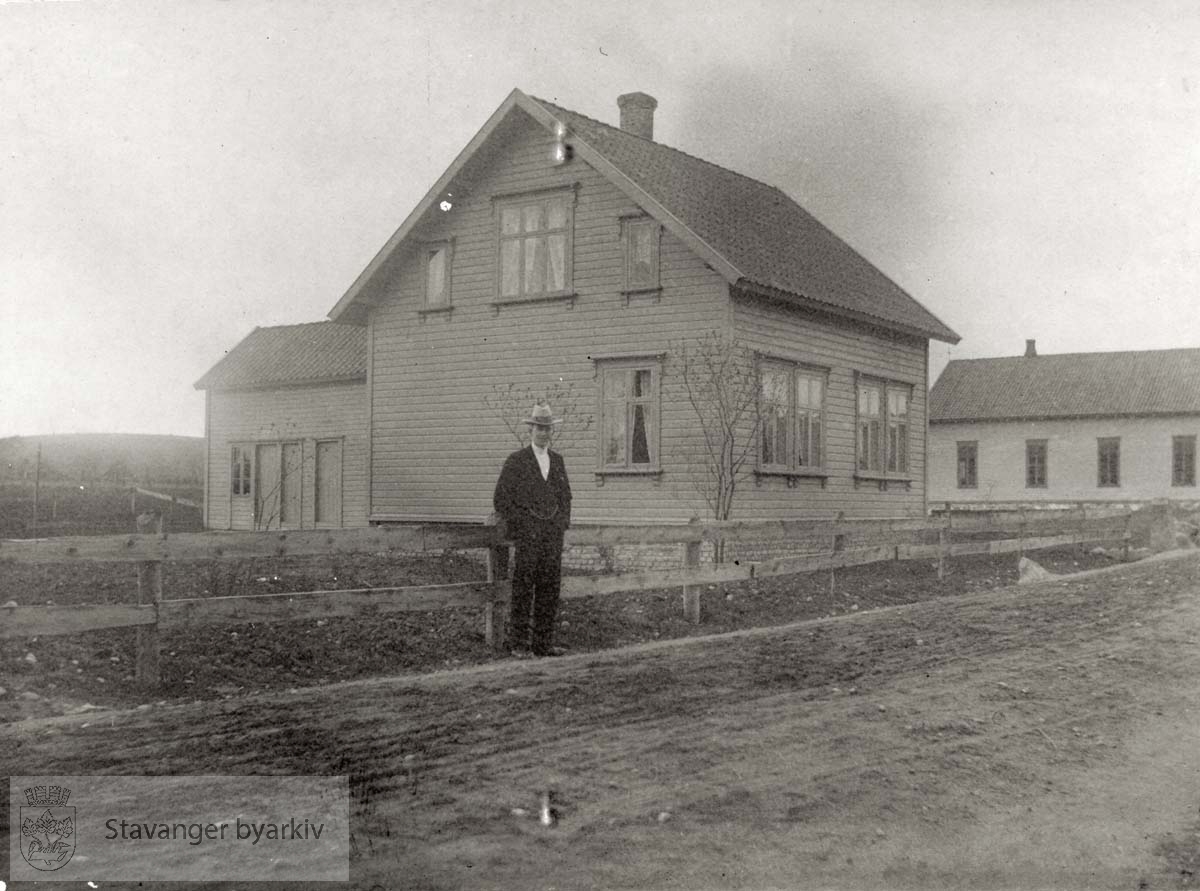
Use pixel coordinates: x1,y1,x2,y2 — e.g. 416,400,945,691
280,442,302,527
315,440,343,527
254,443,280,529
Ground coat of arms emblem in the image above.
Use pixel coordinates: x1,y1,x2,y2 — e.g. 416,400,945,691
20,784,75,870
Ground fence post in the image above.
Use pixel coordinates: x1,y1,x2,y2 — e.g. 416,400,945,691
1018,508,1026,562
135,513,163,686
682,539,702,624
1122,510,1132,562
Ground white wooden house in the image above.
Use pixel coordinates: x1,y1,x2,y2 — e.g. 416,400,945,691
195,322,368,529
200,89,960,527
929,341,1200,505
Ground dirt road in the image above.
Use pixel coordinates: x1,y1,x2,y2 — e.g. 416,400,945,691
5,551,1200,890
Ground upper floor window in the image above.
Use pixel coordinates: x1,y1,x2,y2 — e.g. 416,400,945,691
497,191,573,301
1026,439,1048,488
423,242,452,309
623,217,660,292
759,360,826,473
1173,435,1196,487
1098,437,1120,487
856,378,911,475
956,441,978,489
597,359,660,472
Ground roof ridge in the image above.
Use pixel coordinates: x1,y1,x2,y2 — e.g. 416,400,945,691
530,95,789,198
947,345,1200,363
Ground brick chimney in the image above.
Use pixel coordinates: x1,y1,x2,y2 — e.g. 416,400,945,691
1024,339,1037,357
617,92,657,140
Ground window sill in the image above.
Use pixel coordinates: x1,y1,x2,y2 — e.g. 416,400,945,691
854,472,913,491
418,304,453,317
755,468,828,489
621,286,662,304
594,467,663,486
491,292,577,310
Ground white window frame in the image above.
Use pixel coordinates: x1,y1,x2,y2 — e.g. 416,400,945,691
855,376,913,480
493,187,576,304
421,239,453,312
621,215,661,295
956,440,978,489
230,445,252,497
1026,439,1048,489
1173,435,1197,487
1097,437,1121,488
756,356,828,483
595,356,663,476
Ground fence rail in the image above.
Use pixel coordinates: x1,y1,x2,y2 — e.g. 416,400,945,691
1,506,1153,686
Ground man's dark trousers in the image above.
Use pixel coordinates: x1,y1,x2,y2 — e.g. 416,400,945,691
510,520,564,655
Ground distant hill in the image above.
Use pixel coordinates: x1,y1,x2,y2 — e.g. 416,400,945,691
0,433,204,486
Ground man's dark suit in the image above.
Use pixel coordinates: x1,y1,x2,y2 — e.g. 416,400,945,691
493,446,572,655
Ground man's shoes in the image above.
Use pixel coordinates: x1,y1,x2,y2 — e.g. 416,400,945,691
509,648,534,660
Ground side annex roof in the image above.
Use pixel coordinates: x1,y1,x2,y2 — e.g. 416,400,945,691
194,321,367,392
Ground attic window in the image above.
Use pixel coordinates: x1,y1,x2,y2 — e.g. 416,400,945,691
494,189,575,303
423,241,452,311
622,217,660,293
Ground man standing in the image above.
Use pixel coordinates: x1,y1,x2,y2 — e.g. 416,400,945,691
493,401,572,658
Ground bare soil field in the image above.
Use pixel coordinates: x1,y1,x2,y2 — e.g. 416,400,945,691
3,550,1199,890
2,542,1122,722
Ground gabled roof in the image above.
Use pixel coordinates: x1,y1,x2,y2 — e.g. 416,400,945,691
329,88,959,344
194,322,366,391
930,347,1200,422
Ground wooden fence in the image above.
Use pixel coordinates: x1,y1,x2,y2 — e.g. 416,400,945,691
1,507,1143,686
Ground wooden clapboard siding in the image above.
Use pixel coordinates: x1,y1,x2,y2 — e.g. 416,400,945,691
733,294,928,519
368,110,727,523
206,382,367,530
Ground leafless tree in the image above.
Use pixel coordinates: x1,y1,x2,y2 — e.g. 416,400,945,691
670,331,761,559
482,380,594,457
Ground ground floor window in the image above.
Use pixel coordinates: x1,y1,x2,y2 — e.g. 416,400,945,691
856,377,911,475
1026,440,1047,488
759,359,826,473
597,358,661,472
1172,435,1195,486
956,441,977,488
1097,437,1120,487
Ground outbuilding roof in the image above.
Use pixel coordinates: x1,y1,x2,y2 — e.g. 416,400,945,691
929,347,1200,422
329,89,959,344
194,321,367,391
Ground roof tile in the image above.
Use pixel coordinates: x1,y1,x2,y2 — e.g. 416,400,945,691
930,348,1200,421
195,322,366,391
533,97,958,343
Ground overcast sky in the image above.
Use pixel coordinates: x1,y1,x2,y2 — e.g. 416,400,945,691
3,0,1198,438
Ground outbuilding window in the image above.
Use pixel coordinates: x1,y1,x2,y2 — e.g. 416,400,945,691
956,441,978,489
1026,440,1048,488
1174,435,1196,487
231,446,252,496
1098,437,1120,487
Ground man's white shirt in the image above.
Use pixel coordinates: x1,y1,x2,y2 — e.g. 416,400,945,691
531,443,550,480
